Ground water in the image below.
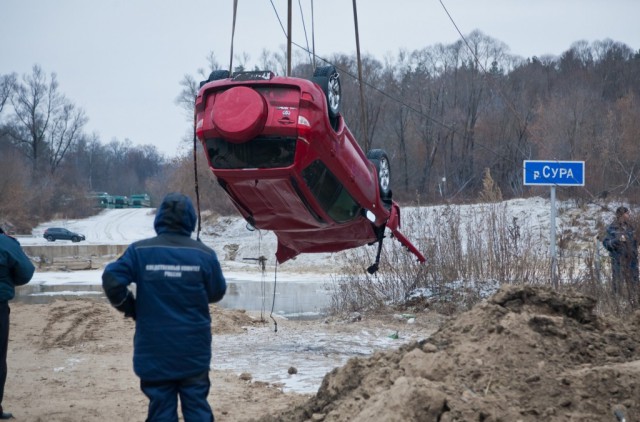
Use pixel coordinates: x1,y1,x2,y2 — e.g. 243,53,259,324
212,323,403,394
222,276,332,318
14,275,333,319
14,284,105,305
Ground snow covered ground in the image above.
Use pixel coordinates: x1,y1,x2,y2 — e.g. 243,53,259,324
20,206,339,272
22,208,157,246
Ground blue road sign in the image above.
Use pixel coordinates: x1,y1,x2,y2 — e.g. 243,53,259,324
523,160,585,186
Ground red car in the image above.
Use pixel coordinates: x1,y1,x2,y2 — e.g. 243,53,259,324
195,67,425,272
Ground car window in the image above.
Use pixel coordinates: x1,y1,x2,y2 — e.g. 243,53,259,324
302,160,360,223
206,137,296,169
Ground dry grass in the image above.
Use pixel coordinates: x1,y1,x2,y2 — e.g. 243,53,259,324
328,201,640,318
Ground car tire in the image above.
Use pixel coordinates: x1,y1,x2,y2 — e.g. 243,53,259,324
72,236,80,242
367,149,392,201
312,65,341,121
208,70,230,82
46,235,55,242
200,70,230,88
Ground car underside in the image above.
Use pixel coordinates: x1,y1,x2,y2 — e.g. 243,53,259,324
195,68,425,270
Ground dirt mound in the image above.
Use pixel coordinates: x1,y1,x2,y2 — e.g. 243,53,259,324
211,305,263,334
257,284,640,421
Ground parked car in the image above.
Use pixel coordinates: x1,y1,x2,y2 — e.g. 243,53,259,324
43,227,86,242
195,67,425,272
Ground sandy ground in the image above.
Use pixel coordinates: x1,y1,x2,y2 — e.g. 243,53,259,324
6,285,640,421
4,297,438,422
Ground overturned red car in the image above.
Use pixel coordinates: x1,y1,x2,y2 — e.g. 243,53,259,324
195,66,425,272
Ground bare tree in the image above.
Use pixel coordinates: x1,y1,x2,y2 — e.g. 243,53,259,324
597,93,640,195
382,52,412,192
48,101,87,172
7,65,87,175
409,44,456,198
176,52,223,117
0,73,16,115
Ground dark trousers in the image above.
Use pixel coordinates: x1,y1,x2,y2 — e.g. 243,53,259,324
611,257,639,296
140,371,214,422
0,301,9,411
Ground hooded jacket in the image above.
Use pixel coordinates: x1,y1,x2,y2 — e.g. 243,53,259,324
102,193,226,381
0,231,35,302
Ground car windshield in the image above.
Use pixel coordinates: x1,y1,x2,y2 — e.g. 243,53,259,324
206,137,296,169
302,160,360,223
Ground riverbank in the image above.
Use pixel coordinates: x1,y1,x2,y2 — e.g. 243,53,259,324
4,297,438,421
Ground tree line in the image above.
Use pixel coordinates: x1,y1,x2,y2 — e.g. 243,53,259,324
316,31,640,204
1,30,639,232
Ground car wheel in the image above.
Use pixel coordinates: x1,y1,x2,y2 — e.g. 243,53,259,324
367,149,392,201
312,65,341,120
72,236,79,242
208,70,230,82
46,235,55,242
200,70,230,88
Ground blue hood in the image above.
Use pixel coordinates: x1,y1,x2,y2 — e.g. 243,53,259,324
153,193,197,236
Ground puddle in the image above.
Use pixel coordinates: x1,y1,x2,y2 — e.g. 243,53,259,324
212,322,425,394
222,278,331,318
14,284,106,305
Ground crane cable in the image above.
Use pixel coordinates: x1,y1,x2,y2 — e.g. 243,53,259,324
310,0,316,69
229,0,239,73
352,0,370,152
298,0,314,67
192,124,202,241
269,0,315,70
437,0,597,199
287,0,292,76
220,0,280,332
192,0,239,240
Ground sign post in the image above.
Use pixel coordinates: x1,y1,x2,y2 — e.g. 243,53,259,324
523,160,585,287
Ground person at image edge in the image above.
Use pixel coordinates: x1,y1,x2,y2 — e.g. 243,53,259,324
0,226,35,420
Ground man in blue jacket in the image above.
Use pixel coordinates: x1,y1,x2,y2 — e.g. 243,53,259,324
0,226,35,420
102,193,227,422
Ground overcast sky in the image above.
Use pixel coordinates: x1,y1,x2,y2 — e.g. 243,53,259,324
1,0,638,158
